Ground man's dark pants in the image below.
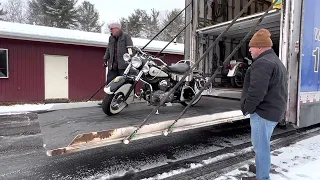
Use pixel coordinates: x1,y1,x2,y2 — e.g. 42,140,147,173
106,68,125,84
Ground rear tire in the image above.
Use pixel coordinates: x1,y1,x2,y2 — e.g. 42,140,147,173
180,95,201,107
231,76,243,88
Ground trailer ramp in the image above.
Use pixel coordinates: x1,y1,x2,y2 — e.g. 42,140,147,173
37,97,248,156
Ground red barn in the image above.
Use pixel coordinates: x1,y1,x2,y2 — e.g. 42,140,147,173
0,21,184,104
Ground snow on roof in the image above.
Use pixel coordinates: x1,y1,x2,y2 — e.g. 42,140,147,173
0,21,184,55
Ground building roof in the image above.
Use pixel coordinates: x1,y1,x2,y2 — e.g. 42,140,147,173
0,21,184,55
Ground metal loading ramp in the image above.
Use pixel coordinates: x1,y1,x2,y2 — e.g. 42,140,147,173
196,9,282,39
38,97,248,156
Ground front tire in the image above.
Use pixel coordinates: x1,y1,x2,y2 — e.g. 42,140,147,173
102,92,127,116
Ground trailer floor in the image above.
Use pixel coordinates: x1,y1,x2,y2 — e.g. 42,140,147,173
203,88,242,100
38,97,242,150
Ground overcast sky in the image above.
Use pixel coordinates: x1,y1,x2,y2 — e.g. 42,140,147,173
78,0,185,25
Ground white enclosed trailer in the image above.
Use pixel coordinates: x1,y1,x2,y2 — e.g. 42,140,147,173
185,0,320,128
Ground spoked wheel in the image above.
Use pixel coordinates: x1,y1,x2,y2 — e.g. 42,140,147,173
231,67,245,88
180,86,201,107
102,92,127,116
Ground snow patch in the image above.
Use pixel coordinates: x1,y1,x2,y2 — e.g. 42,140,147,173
0,104,54,114
0,101,101,114
215,134,320,180
142,163,203,180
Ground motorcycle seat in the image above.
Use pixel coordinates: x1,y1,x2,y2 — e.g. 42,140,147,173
167,63,190,74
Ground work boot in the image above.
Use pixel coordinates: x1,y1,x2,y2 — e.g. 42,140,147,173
248,164,256,174
241,177,257,180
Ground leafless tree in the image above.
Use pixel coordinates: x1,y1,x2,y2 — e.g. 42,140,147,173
2,0,27,23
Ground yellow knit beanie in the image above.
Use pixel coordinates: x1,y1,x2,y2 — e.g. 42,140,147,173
249,29,273,47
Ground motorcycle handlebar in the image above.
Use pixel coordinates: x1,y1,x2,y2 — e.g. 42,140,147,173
127,45,145,55
151,57,167,66
127,45,167,66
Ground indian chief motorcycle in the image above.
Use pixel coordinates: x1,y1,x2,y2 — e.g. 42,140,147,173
102,46,206,116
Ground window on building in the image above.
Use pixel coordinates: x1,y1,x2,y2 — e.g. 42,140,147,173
0,49,8,78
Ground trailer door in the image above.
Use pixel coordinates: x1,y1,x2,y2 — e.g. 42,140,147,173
297,0,320,127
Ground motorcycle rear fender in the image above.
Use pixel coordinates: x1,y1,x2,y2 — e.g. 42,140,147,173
227,62,242,77
104,76,130,94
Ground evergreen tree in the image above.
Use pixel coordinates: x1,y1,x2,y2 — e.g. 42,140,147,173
76,1,103,32
27,0,78,29
118,9,161,39
119,17,129,33
44,0,78,29
147,9,160,40
125,9,146,38
27,0,46,25
160,9,185,43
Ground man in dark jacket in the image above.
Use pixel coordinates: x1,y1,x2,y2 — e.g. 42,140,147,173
104,22,133,84
241,29,288,180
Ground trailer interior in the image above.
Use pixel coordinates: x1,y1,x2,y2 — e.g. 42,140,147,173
192,0,282,98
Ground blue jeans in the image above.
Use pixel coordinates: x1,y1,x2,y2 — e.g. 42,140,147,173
250,113,278,180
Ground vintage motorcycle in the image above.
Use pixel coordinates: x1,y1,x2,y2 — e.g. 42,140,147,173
226,57,252,88
102,46,206,116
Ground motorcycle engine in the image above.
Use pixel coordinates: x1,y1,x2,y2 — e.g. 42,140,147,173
148,79,172,105
150,90,174,106
158,79,170,91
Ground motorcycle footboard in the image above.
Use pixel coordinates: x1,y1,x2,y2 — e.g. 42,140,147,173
38,97,247,156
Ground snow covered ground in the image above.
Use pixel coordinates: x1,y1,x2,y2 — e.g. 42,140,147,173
215,133,320,180
0,101,101,115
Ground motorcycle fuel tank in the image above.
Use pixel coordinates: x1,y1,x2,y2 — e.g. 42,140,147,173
149,67,169,77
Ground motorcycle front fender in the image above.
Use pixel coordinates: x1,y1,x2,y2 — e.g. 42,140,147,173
104,76,129,94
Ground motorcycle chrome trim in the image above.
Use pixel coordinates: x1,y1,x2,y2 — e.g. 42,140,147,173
151,57,167,66
124,63,132,75
142,64,150,74
135,71,144,81
176,59,195,66
123,53,131,62
172,73,193,82
139,79,153,92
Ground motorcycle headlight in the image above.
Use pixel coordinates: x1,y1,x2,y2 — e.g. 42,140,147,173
123,53,131,62
132,56,142,68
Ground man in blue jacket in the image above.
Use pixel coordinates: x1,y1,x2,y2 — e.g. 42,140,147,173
241,29,288,180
